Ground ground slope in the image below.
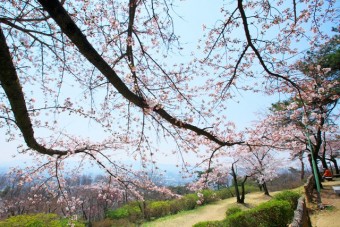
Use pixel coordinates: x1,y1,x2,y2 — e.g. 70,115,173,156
310,179,340,227
141,179,340,227
142,192,275,227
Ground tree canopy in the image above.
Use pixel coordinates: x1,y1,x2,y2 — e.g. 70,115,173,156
0,0,339,207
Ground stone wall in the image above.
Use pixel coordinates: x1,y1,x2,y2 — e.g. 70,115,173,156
304,175,315,203
289,175,315,227
289,197,312,227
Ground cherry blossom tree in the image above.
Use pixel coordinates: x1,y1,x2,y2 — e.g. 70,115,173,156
0,0,338,214
290,149,307,180
323,133,340,174
266,42,339,181
189,166,230,191
188,158,250,204
0,169,60,218
240,146,280,196
253,102,337,190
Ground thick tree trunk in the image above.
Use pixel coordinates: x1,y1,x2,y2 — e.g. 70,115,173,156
330,157,339,174
231,162,248,204
319,155,328,169
240,176,248,203
299,152,305,180
308,153,323,189
262,182,270,196
231,163,241,203
240,183,245,203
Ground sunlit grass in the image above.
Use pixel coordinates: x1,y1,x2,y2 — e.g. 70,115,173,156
142,202,218,227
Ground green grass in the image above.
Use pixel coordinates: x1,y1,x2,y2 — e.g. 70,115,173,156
142,203,210,226
0,213,85,227
141,193,263,227
324,205,335,211
142,190,301,227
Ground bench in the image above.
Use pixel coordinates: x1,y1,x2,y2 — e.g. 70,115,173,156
324,177,333,181
332,186,340,196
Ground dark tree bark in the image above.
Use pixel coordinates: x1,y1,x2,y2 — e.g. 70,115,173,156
230,162,248,204
331,157,339,174
307,153,323,189
262,182,269,196
328,157,339,174
36,0,242,148
299,152,305,180
240,175,248,203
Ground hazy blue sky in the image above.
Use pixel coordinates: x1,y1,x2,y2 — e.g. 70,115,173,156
1,0,333,172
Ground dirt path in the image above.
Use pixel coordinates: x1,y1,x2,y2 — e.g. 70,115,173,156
142,179,340,227
310,178,340,227
142,192,274,227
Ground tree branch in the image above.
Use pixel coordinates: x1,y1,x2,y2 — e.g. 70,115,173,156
36,0,243,147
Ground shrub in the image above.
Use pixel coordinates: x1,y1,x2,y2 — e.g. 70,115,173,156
201,189,218,204
126,204,143,223
107,193,200,223
106,202,143,223
169,199,183,214
106,206,129,220
195,199,294,227
181,193,199,210
215,188,234,200
225,207,242,217
272,190,300,210
243,184,259,194
193,220,224,227
146,201,171,219
227,200,293,227
0,213,84,227
168,193,200,214
106,188,240,224
106,206,129,219
92,218,134,227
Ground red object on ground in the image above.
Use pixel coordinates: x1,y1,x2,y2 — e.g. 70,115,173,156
323,169,332,178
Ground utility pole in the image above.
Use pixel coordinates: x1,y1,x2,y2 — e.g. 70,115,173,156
305,126,323,209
